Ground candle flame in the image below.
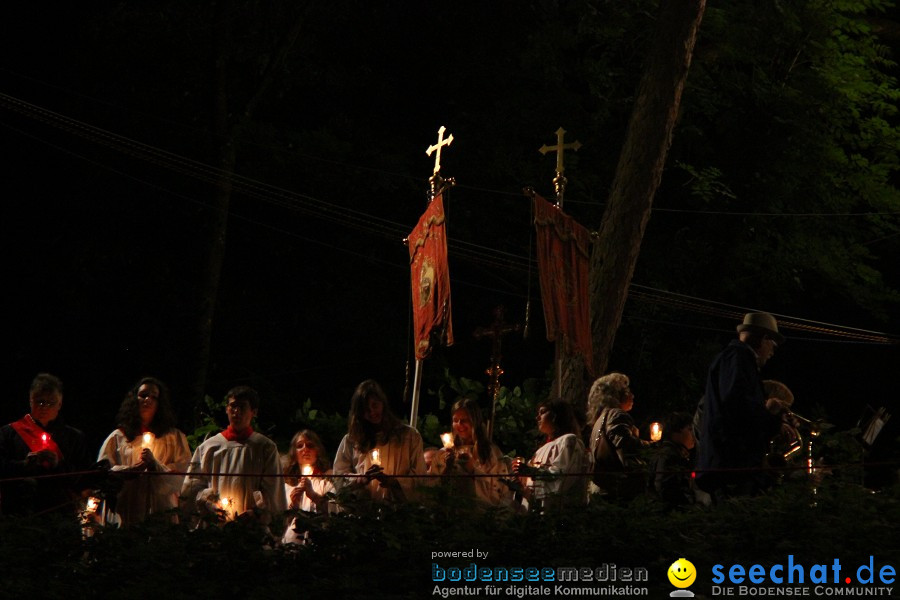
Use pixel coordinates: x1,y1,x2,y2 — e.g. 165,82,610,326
440,433,453,449
86,497,99,512
650,422,662,442
371,449,381,465
142,432,154,446
41,433,48,445
301,464,313,476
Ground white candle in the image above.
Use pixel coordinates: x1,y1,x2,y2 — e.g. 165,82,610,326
371,449,381,466
219,497,234,519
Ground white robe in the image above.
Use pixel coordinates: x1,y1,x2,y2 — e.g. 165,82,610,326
97,428,191,526
282,474,335,545
333,425,425,501
524,433,590,510
181,432,286,519
429,444,513,507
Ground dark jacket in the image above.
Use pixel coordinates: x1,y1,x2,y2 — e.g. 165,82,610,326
696,339,780,492
0,415,92,516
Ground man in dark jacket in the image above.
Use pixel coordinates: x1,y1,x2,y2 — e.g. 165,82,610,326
0,373,92,516
695,313,788,502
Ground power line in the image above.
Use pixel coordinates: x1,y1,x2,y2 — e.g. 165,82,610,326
3,91,898,345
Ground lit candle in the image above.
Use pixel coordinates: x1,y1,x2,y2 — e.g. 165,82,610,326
371,449,381,466
85,497,100,513
142,432,155,448
650,422,662,442
440,433,454,449
41,433,49,448
219,496,234,519
301,464,313,476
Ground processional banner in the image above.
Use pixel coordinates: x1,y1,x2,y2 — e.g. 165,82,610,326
534,193,592,369
408,191,454,360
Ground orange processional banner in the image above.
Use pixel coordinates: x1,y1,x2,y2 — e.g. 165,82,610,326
534,193,592,371
408,191,453,360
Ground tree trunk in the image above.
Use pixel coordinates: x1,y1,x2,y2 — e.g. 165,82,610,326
588,0,706,377
187,5,306,417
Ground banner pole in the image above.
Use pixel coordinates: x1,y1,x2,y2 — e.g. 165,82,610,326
409,358,423,430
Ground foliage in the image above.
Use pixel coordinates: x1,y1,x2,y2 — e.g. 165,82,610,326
490,380,549,459
418,368,549,458
187,393,274,451
186,394,228,450
1,478,898,597
288,397,348,458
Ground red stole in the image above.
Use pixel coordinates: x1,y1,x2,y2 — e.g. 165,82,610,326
10,415,64,460
222,425,253,442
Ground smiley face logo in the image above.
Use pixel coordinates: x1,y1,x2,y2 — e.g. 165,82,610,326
668,558,697,588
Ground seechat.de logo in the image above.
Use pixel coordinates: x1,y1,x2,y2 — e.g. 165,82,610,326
668,558,696,598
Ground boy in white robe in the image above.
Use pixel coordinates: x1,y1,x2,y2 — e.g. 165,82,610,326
181,386,285,524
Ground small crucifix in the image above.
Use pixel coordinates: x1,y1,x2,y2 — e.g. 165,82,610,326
538,127,581,209
426,125,455,199
473,305,522,440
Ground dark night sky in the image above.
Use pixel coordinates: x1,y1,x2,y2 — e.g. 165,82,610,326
2,2,898,458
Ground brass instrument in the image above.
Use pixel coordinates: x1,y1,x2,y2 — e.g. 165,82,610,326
770,409,829,463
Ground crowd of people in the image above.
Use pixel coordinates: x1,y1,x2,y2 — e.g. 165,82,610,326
0,312,808,542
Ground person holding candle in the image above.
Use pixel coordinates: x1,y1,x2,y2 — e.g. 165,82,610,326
510,399,590,512
282,429,334,544
333,379,426,504
431,397,512,507
181,386,285,525
650,412,696,510
97,376,191,526
0,373,92,517
585,372,650,502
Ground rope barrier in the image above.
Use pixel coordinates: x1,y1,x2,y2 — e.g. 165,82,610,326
1,458,896,484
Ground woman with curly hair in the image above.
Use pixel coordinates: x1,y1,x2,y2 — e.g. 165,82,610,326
586,372,649,501
97,376,190,526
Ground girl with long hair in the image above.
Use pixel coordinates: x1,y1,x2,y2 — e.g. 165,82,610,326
332,379,425,503
282,429,334,544
431,397,512,507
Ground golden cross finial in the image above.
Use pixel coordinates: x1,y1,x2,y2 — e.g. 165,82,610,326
426,126,454,175
539,127,581,175
539,127,582,209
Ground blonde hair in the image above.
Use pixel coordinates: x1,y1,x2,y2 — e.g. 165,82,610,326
586,372,630,423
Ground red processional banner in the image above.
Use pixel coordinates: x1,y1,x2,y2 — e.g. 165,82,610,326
534,193,592,370
408,192,454,360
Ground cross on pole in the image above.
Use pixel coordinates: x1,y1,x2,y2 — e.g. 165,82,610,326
539,127,581,209
473,305,522,441
426,125,454,175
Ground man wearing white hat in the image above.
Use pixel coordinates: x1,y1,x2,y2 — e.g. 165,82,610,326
695,312,788,501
